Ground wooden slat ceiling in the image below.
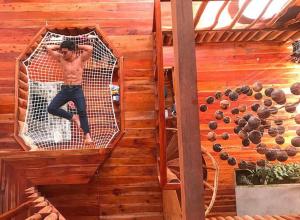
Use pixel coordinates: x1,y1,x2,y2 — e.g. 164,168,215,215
161,0,300,45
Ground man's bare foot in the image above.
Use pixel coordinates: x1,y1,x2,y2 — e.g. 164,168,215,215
72,115,81,130
84,133,94,145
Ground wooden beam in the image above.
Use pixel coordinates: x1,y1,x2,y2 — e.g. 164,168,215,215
193,1,209,28
170,0,205,219
154,0,167,187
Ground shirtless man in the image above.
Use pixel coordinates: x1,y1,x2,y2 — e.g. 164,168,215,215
45,39,93,144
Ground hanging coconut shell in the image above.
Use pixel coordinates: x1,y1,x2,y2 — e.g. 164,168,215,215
235,87,242,94
265,149,277,161
291,136,300,147
277,151,288,162
256,143,267,154
234,117,240,125
206,96,215,104
207,132,217,142
223,116,231,124
290,82,300,95
215,91,223,100
243,114,253,121
238,160,248,169
227,157,237,166
243,123,253,132
261,119,271,129
248,116,261,129
231,107,240,115
224,89,232,96
274,119,283,125
268,127,278,137
238,118,247,127
242,138,250,146
247,89,253,96
251,103,260,112
263,99,273,107
238,130,248,140
275,136,285,145
277,125,285,135
253,82,263,92
208,121,218,130
220,152,229,160
234,126,242,134
215,110,224,120
249,130,262,144
271,89,286,105
257,106,271,119
229,91,239,101
258,125,265,134
241,86,251,94
264,87,274,97
285,103,296,113
221,132,230,140
213,143,222,152
256,159,266,167
254,92,263,100
285,146,297,157
296,128,300,136
269,106,278,115
220,100,230,110
295,114,300,124
238,104,247,112
199,104,208,112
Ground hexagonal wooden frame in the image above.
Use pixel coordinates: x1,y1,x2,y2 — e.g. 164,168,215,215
14,25,124,151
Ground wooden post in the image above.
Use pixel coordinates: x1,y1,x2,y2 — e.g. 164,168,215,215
170,0,205,219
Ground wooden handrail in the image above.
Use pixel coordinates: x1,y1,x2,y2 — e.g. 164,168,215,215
153,0,167,187
0,200,33,220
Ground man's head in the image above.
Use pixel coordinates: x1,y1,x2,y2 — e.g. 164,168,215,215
60,40,76,60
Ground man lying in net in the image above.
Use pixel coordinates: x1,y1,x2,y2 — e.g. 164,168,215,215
45,39,93,145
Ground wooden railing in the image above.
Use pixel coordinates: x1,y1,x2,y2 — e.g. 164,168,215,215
153,0,181,190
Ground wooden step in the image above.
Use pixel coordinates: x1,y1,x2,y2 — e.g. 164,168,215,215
100,212,164,220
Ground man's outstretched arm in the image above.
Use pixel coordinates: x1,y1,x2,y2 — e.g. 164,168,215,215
45,45,62,61
78,45,93,62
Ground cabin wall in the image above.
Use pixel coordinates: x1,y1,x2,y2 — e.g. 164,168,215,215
165,41,300,215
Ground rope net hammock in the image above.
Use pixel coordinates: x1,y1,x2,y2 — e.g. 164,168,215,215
21,31,119,150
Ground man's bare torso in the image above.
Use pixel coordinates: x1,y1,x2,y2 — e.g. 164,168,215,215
60,55,84,85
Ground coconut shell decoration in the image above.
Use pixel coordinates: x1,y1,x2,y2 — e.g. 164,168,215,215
198,82,300,167
215,91,223,100
220,100,230,110
275,136,285,145
253,82,263,92
271,89,286,105
257,106,271,119
208,121,218,130
207,132,217,142
248,116,261,129
215,110,224,120
290,82,300,95
264,87,274,97
263,99,272,107
291,136,300,147
285,103,296,113
277,151,288,162
286,146,297,156
229,91,239,101
249,130,262,144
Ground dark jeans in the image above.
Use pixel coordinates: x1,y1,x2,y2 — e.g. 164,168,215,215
47,85,90,134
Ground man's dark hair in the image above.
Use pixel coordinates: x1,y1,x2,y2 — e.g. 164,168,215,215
60,40,76,51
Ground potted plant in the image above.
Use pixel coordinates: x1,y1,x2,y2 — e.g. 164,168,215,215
235,161,300,215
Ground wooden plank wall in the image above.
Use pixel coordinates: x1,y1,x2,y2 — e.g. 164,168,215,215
165,41,300,216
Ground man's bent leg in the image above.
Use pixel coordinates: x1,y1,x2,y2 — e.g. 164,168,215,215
47,91,72,120
72,90,90,135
